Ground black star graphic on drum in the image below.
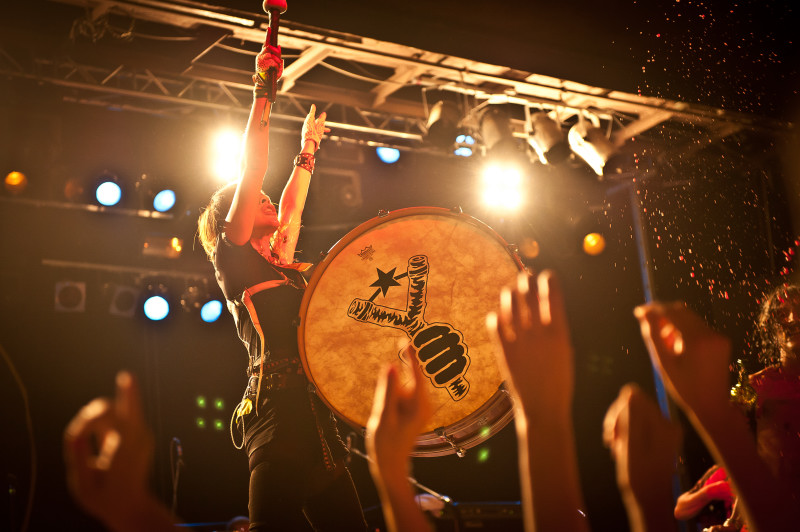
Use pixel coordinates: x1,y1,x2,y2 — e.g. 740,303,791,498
370,267,402,297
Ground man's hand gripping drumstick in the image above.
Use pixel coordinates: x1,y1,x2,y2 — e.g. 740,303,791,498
348,255,471,401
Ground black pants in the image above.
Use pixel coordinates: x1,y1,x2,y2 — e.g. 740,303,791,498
248,457,367,531
243,387,367,531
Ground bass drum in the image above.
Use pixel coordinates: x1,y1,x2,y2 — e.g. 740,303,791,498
298,207,524,457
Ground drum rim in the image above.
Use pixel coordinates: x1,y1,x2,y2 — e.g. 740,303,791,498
297,206,524,454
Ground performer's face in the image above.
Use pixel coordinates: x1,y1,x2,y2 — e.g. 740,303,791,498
775,296,800,362
254,192,279,230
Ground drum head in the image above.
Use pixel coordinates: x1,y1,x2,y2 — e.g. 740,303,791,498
298,207,523,456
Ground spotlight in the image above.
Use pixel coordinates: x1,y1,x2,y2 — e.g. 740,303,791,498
568,116,618,178
479,106,518,155
454,134,475,157
212,128,243,183
96,181,122,207
375,147,401,164
143,284,170,321
425,100,461,150
109,284,140,318
54,281,86,312
4,171,28,195
144,295,170,321
481,164,524,211
528,112,569,165
583,232,606,256
135,174,178,213
200,300,224,323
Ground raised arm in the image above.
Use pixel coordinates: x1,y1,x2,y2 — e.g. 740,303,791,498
486,271,590,532
635,302,799,532
270,104,329,264
224,39,282,246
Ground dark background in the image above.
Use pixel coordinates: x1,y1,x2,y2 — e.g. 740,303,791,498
1,1,798,531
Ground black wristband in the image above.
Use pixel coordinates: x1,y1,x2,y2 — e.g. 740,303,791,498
293,152,315,173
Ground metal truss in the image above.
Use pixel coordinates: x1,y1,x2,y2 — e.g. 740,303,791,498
1,0,791,151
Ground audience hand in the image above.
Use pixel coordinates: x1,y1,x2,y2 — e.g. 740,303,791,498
604,383,681,532
487,270,574,419
634,302,732,419
64,371,174,532
365,348,431,478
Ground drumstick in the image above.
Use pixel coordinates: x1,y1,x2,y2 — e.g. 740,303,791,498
261,0,287,103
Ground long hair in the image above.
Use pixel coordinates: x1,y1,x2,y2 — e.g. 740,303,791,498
757,283,800,364
197,182,237,261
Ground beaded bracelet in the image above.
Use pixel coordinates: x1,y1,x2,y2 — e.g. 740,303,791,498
293,152,315,173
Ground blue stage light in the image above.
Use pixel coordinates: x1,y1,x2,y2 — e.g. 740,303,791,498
96,181,122,206
376,147,400,164
200,300,223,323
153,189,176,212
143,295,170,321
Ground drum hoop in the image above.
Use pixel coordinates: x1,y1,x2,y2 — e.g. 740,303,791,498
297,206,524,440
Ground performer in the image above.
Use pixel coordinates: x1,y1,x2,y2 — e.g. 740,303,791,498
197,37,367,531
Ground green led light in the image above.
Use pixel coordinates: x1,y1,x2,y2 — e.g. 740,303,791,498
214,419,225,431
196,417,206,429
480,425,491,438
477,447,490,463
196,396,207,409
214,398,225,410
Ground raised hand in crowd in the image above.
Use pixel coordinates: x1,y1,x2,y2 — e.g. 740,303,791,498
365,347,434,532
487,270,590,532
63,371,177,532
635,302,798,532
603,383,681,532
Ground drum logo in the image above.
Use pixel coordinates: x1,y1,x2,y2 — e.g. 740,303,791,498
347,255,471,401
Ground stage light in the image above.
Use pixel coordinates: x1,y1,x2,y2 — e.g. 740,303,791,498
4,171,28,194
425,100,461,150
142,235,183,259
568,117,618,177
196,396,207,408
152,189,176,212
479,106,517,154
454,134,475,157
54,281,86,312
200,300,223,323
583,232,606,256
213,419,225,431
212,128,242,182
214,398,225,410
528,112,570,165
109,284,140,318
196,417,207,429
96,180,122,206
481,164,524,211
143,282,171,321
376,147,400,164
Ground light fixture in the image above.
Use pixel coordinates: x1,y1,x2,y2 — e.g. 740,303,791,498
479,106,517,155
212,128,242,183
375,147,401,164
143,283,171,321
4,171,28,195
94,172,123,207
454,134,475,157
135,174,178,213
480,164,524,211
528,112,570,165
425,100,461,150
568,114,619,178
55,281,86,312
583,232,606,256
142,235,183,259
181,281,224,323
109,284,141,318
